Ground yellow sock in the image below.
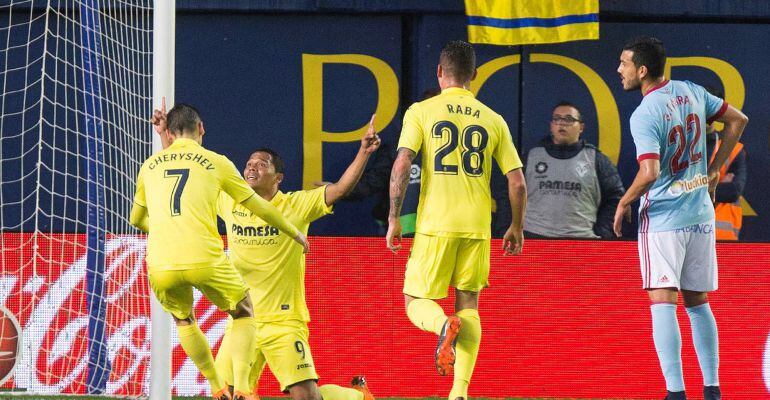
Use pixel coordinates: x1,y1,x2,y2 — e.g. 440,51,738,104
449,309,481,400
213,318,234,387
319,384,364,400
230,317,259,393
178,323,223,393
407,298,448,335
248,348,266,393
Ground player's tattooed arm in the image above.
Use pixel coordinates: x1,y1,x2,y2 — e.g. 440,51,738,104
386,147,415,252
389,147,416,219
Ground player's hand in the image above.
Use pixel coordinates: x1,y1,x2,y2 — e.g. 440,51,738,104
386,217,402,253
502,226,523,255
707,169,720,203
150,96,168,135
294,231,310,254
614,203,630,237
722,172,734,183
361,114,381,155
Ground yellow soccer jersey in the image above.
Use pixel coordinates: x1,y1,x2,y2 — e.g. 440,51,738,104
133,138,256,271
398,87,522,239
218,186,332,322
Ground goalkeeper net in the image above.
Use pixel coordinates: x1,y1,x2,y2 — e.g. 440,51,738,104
0,0,153,397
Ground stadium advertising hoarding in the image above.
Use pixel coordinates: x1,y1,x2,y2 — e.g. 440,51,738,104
1,233,769,397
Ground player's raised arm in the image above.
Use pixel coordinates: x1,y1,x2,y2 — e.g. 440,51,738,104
707,105,748,199
324,114,381,206
614,158,660,237
150,96,172,149
386,147,415,252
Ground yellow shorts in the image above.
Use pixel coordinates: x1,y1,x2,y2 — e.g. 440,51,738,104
403,233,490,299
216,319,318,392
148,264,248,320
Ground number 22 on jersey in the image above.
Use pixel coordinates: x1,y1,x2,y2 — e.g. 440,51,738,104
667,113,703,174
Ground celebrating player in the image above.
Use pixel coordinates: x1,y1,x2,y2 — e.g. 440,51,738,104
614,37,748,400
131,103,309,400
149,102,380,399
213,116,380,400
387,40,526,400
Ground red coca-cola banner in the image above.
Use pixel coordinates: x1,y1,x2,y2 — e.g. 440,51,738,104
1,234,769,398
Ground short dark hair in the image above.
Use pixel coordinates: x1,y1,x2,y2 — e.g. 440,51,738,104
553,101,583,121
166,103,202,135
705,85,724,99
623,36,666,79
439,40,476,83
252,147,285,174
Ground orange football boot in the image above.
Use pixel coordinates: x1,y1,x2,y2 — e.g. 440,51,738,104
435,315,461,376
351,375,375,400
212,387,232,400
233,391,258,400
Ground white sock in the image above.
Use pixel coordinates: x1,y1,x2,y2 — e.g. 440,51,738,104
651,303,685,392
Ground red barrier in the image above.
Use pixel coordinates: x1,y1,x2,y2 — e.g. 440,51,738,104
2,234,769,398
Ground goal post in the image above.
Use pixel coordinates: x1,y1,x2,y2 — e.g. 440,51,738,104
150,0,174,399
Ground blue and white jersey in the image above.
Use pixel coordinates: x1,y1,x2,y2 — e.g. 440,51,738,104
630,80,727,232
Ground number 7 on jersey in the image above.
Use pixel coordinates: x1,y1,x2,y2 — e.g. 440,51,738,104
164,168,189,216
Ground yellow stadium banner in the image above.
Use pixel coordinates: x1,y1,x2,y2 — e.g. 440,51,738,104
465,0,599,45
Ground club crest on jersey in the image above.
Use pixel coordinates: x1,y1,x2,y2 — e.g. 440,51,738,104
535,162,548,174
576,162,589,177
668,173,709,196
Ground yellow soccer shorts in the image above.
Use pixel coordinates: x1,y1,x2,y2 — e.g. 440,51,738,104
403,233,491,299
216,318,318,392
148,264,248,320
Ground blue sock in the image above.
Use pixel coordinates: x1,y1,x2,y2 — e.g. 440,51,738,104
686,302,719,387
651,303,684,392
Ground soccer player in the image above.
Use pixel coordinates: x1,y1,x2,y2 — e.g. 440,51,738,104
212,115,380,400
130,103,309,400
614,37,748,400
386,40,526,400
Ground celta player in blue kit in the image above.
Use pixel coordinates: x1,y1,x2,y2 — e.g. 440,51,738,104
614,37,748,400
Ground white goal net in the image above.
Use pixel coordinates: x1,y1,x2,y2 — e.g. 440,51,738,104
0,0,153,396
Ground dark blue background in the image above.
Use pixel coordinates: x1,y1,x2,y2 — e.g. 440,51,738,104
176,15,769,239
